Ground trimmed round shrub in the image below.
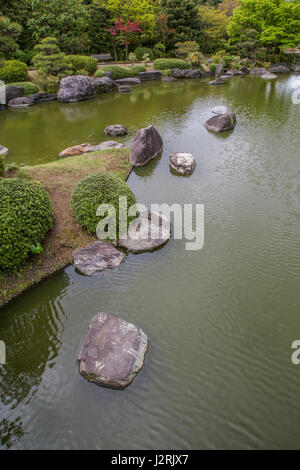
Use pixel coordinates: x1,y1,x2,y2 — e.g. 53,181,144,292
0,178,53,271
71,173,137,237
95,65,132,80
153,59,189,70
129,65,146,75
65,55,98,75
134,47,153,61
9,82,39,95
0,60,28,83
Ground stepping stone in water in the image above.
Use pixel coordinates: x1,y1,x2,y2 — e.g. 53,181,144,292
78,312,148,389
118,211,171,253
86,141,125,152
59,143,91,157
0,145,8,156
104,124,128,136
169,152,196,175
261,73,277,80
73,241,125,275
204,113,236,133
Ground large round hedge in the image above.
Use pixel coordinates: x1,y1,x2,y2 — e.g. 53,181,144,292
9,81,39,95
71,173,137,237
153,59,189,70
0,178,53,271
65,55,98,75
0,60,28,83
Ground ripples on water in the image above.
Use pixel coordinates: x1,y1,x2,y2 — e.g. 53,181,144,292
0,75,300,449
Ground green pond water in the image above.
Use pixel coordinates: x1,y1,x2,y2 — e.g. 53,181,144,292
0,75,300,449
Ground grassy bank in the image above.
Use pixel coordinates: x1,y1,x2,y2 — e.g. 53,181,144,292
0,148,132,308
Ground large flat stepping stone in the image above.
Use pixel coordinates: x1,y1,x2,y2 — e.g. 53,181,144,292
118,211,170,253
169,152,195,175
204,113,236,132
78,312,148,389
73,241,125,275
59,143,91,157
87,141,125,152
104,124,128,136
261,73,277,80
115,78,141,86
8,96,34,108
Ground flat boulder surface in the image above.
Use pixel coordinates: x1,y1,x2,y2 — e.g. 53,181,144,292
209,105,229,115
57,76,96,102
270,64,289,74
73,241,125,275
162,76,177,82
261,73,277,80
59,143,91,157
209,77,225,85
250,68,267,76
5,86,24,104
138,71,162,81
169,152,195,175
8,96,34,108
118,211,171,253
30,93,57,103
204,113,236,132
115,78,141,86
78,312,148,389
129,125,163,167
104,124,128,136
94,77,116,93
87,141,125,152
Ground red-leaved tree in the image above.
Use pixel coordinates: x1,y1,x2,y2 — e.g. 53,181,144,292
107,19,142,61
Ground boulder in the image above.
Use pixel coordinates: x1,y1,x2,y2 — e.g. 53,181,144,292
261,73,277,80
8,96,34,108
169,152,196,175
185,70,202,79
6,86,24,104
129,125,163,167
0,145,8,156
94,77,116,93
30,93,57,103
209,105,229,115
118,211,171,253
59,143,91,157
86,141,125,152
226,70,243,76
291,65,300,73
250,68,267,76
241,66,249,74
118,85,132,93
138,71,162,81
115,78,141,86
215,64,224,77
204,113,236,133
73,241,125,276
270,64,289,74
219,75,232,80
169,69,187,79
104,124,128,136
104,71,113,78
57,76,96,103
77,312,148,389
162,76,177,82
209,77,225,85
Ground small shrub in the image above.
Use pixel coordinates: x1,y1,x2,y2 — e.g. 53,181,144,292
71,173,137,237
153,43,165,59
209,63,217,73
94,69,105,78
65,55,98,75
222,55,234,68
0,60,28,83
162,69,171,76
153,59,189,70
129,65,146,75
175,41,199,58
0,178,53,271
128,52,137,63
134,47,153,61
40,75,61,93
95,65,132,79
12,49,37,66
187,51,204,68
9,81,39,95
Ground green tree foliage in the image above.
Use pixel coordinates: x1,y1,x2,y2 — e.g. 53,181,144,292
32,37,71,76
228,0,300,51
0,0,34,49
0,14,22,58
198,5,229,52
87,3,113,53
160,0,204,48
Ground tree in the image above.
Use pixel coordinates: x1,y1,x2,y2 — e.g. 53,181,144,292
32,37,71,76
156,12,175,51
160,0,204,49
198,5,229,52
28,0,90,53
227,0,300,52
87,4,113,54
219,0,238,17
0,0,34,49
106,18,142,60
0,14,22,58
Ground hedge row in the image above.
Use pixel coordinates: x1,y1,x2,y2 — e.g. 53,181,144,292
94,65,146,80
153,59,189,70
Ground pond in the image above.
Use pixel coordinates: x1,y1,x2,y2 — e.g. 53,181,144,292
0,75,300,449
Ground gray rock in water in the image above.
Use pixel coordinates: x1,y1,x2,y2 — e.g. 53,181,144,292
104,124,128,136
115,77,141,86
226,70,243,76
59,143,91,157
118,211,171,253
30,93,57,103
169,152,196,175
261,73,277,80
118,85,132,93
162,76,177,82
87,141,125,152
0,145,8,156
170,69,202,79
204,113,236,133
186,69,202,79
78,312,148,389
94,77,116,93
209,105,229,115
57,75,96,102
73,241,125,275
5,86,24,104
270,64,289,74
8,96,34,108
250,68,267,76
291,65,300,73
138,71,162,81
209,77,225,85
129,125,163,167
215,64,224,77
